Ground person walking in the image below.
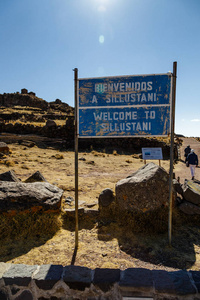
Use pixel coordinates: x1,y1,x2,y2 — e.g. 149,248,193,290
184,145,191,163
187,149,198,180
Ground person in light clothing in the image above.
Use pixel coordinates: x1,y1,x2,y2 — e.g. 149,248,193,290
187,149,198,180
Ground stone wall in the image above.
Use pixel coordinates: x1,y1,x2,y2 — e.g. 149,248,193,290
0,263,200,299
0,119,177,156
0,120,74,141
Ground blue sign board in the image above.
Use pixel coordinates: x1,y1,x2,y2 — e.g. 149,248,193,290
78,74,172,137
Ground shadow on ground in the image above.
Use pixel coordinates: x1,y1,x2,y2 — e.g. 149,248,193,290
2,208,200,270
0,234,53,263
62,205,200,270
97,213,200,270
0,212,61,263
62,214,97,231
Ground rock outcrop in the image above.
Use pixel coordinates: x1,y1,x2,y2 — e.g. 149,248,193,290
182,180,200,205
0,182,63,214
179,200,200,215
0,90,179,157
178,180,200,215
24,171,47,183
0,90,74,113
0,170,20,182
0,92,48,110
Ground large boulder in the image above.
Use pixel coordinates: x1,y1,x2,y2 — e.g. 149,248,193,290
0,182,63,213
179,201,200,215
182,180,200,206
115,162,170,213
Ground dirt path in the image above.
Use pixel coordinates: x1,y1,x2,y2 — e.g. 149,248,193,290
174,137,200,183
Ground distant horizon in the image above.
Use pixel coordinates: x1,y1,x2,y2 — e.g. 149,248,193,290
1,87,199,139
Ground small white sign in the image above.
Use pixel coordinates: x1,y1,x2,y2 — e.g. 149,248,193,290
142,147,163,160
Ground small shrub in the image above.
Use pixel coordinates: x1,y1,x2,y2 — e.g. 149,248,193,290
86,160,95,165
91,151,105,157
126,159,132,163
132,154,140,159
5,160,15,167
51,154,64,159
91,150,99,156
21,164,29,169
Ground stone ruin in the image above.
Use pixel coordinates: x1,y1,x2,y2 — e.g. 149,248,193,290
21,88,36,96
21,88,28,94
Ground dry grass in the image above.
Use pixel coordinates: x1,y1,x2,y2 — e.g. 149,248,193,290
4,120,66,127
0,213,62,241
0,141,200,271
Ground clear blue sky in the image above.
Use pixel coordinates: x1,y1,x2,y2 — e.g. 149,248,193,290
0,0,200,137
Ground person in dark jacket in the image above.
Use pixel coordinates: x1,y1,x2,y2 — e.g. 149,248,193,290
184,145,191,163
187,149,198,180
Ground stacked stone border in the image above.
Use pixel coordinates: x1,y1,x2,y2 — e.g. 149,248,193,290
1,263,200,299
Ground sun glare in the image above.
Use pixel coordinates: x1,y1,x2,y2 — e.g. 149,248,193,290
98,5,106,12
95,0,110,12
96,0,109,4
99,35,105,43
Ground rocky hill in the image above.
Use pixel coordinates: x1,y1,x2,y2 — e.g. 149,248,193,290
0,89,180,157
0,88,74,119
